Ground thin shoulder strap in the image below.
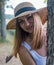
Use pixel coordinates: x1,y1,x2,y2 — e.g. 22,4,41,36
22,42,36,65
22,41,31,51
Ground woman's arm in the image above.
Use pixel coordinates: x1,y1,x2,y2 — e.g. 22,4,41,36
41,24,47,46
18,46,36,65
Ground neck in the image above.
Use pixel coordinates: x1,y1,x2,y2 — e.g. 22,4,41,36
25,33,33,45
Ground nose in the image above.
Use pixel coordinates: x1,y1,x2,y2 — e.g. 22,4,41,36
24,18,30,26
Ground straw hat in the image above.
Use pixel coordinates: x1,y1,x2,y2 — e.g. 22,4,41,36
6,2,47,29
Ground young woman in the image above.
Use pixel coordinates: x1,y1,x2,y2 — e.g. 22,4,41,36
6,2,47,65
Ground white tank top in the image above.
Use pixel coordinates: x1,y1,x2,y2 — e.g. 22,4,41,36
22,41,47,65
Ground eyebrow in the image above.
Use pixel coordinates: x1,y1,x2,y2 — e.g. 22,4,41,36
23,14,32,16
18,14,32,20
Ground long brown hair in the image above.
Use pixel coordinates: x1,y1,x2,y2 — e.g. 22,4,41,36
31,13,42,49
13,13,42,57
32,13,42,49
13,18,29,57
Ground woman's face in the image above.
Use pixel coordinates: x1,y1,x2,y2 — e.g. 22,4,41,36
17,14,34,33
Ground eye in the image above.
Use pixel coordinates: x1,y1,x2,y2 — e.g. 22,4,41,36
27,14,33,20
18,19,24,24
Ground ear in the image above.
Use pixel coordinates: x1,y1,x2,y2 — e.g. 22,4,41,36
38,7,47,25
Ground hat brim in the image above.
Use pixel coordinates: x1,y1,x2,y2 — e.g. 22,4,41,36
6,7,47,29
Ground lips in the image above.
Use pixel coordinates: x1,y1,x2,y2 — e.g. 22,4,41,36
26,26,33,30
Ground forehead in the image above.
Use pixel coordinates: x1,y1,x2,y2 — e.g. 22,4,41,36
18,14,33,19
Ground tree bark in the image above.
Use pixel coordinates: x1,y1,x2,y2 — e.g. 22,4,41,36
0,1,6,41
47,0,54,65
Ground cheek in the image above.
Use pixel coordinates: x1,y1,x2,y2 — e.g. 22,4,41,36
30,19,34,26
27,20,34,26
20,24,25,30
29,18,34,23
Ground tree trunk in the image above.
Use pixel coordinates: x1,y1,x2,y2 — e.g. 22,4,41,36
47,0,54,65
0,1,6,41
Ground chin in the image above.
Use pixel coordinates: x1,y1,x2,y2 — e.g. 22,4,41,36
28,30,33,33
23,29,33,34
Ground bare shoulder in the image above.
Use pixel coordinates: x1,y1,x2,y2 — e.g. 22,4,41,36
18,46,36,65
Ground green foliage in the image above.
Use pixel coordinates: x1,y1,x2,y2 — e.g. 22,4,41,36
0,37,6,43
44,0,47,3
0,0,9,5
0,30,15,43
0,37,3,43
6,30,14,44
0,1,5,5
7,30,15,36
